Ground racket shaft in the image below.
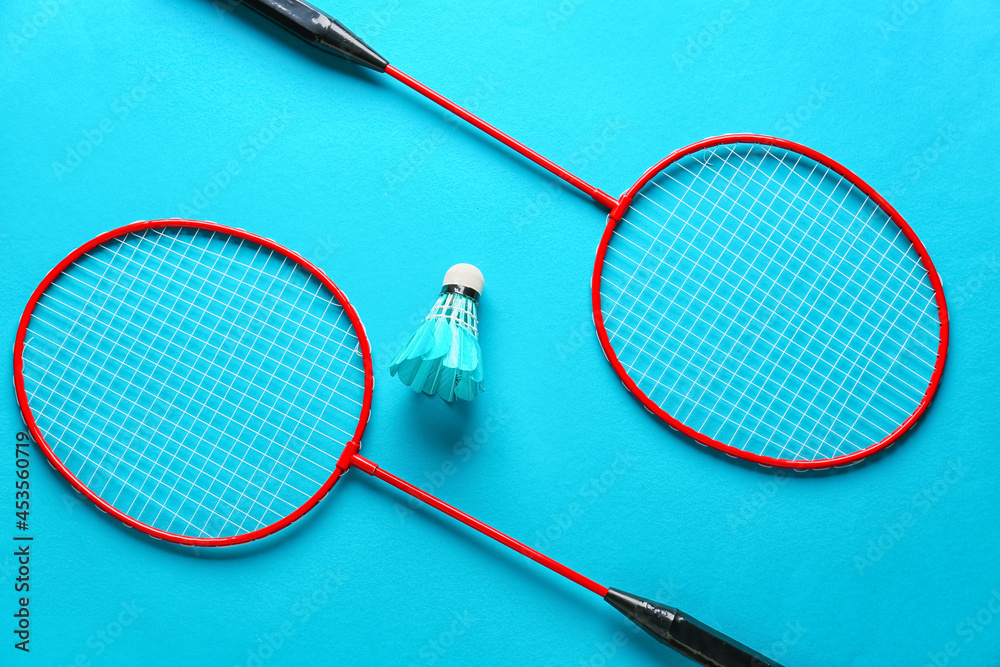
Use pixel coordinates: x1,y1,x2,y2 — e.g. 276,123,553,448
384,65,618,209
353,456,778,665
239,0,616,208
351,454,608,596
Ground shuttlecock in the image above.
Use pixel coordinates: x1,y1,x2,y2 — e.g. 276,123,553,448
389,264,485,402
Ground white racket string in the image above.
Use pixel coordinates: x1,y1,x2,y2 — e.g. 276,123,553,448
605,219,931,407
625,149,934,386
23,297,297,534
620,144,932,452
26,232,352,536
87,232,366,393
662,153,937,336
612,185,932,454
28,267,345,470
665,151,929,456
102,234,242,514
19,228,367,538
620,147,861,459
128,238,293,533
625,148,818,391
600,143,941,461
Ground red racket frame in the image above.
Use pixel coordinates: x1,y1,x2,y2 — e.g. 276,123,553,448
591,134,949,469
14,220,374,547
385,66,949,469
12,219,609,599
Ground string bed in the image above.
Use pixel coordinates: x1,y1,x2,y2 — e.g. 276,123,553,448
600,142,941,463
19,227,367,539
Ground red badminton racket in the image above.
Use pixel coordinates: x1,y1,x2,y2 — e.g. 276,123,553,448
238,0,948,469
16,220,780,667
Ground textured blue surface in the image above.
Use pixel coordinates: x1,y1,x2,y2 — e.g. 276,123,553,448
1,1,998,665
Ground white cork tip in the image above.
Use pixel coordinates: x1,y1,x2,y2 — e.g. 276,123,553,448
443,264,484,294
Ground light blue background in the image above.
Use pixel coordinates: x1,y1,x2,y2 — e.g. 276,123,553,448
2,1,999,665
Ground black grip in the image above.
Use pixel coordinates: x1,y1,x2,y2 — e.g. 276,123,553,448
605,589,783,667
239,0,388,71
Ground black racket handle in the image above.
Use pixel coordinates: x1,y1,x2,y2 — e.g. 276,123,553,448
239,0,388,71
606,589,783,667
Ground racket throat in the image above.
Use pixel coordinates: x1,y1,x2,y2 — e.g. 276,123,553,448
347,451,377,475
337,440,365,473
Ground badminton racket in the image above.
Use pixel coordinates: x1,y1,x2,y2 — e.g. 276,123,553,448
16,220,780,667
238,0,948,469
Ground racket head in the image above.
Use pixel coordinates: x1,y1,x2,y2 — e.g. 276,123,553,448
593,135,948,469
13,220,373,546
